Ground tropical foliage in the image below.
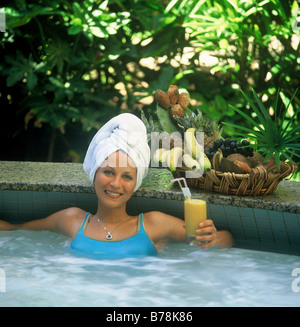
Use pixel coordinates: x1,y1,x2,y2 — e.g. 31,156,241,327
0,0,299,177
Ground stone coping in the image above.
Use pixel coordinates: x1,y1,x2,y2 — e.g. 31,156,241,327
1,161,299,214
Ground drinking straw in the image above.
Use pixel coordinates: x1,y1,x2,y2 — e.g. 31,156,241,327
170,177,191,200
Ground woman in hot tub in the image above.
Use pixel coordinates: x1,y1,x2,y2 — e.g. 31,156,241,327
0,113,233,258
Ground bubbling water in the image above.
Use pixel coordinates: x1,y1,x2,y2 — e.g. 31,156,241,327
0,230,299,307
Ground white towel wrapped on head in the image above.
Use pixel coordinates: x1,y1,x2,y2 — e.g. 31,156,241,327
83,113,150,192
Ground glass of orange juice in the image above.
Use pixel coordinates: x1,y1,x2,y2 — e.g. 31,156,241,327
184,195,207,245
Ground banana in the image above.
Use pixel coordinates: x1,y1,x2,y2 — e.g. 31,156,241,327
166,147,183,171
153,148,168,163
183,153,201,170
185,128,203,159
212,149,222,171
203,154,212,170
195,153,211,171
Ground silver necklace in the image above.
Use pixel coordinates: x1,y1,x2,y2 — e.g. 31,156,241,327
96,216,130,240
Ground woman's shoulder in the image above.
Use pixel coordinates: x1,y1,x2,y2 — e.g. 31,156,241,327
62,207,87,218
57,207,88,238
143,211,184,230
143,211,181,222
142,211,169,223
142,211,185,243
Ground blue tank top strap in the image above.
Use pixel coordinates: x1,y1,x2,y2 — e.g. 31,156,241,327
139,213,148,237
78,212,90,235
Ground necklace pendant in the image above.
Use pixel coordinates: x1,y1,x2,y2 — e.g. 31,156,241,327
106,232,112,240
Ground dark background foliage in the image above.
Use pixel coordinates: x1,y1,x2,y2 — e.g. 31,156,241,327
1,0,299,177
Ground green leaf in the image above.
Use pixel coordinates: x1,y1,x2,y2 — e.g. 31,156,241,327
6,6,53,29
26,72,38,90
228,104,264,133
281,125,300,142
68,25,82,35
241,90,267,128
156,104,179,133
6,69,24,87
170,70,194,84
275,152,280,168
252,90,274,127
222,121,263,138
90,26,107,38
263,150,275,162
280,89,300,135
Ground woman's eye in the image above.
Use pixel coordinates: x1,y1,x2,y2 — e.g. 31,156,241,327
123,174,133,180
103,170,113,176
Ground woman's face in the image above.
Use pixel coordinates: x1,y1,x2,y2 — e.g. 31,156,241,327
94,151,137,209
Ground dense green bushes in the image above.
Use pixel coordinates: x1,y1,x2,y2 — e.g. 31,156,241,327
1,0,299,169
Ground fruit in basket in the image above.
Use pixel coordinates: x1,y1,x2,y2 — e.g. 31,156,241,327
148,130,182,150
154,90,170,109
183,153,201,170
185,128,203,159
203,154,212,170
170,104,184,118
178,92,190,110
154,85,190,121
167,85,180,105
248,152,264,167
222,158,252,174
153,148,168,164
233,160,252,173
206,138,254,160
153,86,223,150
166,147,183,172
226,153,252,166
212,149,252,173
212,149,222,171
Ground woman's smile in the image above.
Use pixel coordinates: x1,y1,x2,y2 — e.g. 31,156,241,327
104,190,123,199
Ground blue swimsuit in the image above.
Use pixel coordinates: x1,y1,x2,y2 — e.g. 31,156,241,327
69,212,157,259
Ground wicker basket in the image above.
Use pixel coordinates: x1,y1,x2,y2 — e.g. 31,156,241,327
171,162,297,196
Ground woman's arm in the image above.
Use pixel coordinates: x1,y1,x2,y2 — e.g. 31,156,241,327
0,207,85,238
144,211,234,249
143,211,186,245
0,220,15,231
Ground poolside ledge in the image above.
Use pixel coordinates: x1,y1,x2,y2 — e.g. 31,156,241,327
0,161,299,214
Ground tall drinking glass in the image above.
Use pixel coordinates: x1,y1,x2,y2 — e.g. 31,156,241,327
184,195,207,245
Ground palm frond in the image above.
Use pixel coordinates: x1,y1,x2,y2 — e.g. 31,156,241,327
281,90,300,136
241,90,267,127
222,121,260,135
251,89,274,126
228,104,265,132
226,89,300,168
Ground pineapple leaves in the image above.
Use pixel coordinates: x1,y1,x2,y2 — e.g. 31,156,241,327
224,89,300,168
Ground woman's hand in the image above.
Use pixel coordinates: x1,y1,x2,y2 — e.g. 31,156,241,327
196,219,234,249
196,219,218,249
